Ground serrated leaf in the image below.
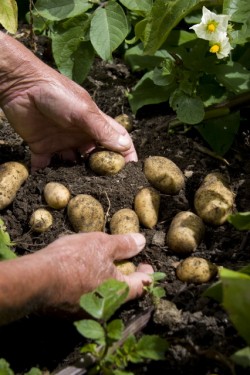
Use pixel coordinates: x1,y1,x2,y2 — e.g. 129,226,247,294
136,335,169,360
196,111,240,155
227,212,250,230
220,268,250,345
0,0,18,34
75,319,105,342
90,2,128,60
34,0,92,21
107,319,124,341
170,91,205,125
231,346,250,368
223,0,250,23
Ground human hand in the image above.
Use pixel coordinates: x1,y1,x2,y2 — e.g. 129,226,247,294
40,232,153,313
0,33,137,171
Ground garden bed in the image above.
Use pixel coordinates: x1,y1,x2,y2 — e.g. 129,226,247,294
0,31,249,375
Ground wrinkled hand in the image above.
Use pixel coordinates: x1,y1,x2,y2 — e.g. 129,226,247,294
0,33,137,171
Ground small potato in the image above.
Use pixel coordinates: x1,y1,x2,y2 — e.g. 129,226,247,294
110,208,139,234
43,182,71,209
0,161,29,210
67,194,104,232
89,150,125,176
115,114,133,132
134,187,160,229
115,260,136,275
144,156,185,195
29,208,53,233
176,257,218,283
166,211,205,254
194,172,234,225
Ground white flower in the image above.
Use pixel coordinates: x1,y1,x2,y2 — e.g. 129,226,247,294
190,6,230,41
209,36,233,59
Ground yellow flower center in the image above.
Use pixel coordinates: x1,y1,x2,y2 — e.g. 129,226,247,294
207,22,216,32
210,44,220,53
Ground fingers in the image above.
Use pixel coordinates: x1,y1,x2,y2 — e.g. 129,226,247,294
30,152,52,172
124,271,153,301
108,233,146,260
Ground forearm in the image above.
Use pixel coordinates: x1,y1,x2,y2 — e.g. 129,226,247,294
0,251,58,325
0,31,44,105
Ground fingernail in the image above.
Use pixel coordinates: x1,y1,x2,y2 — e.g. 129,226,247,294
118,135,131,148
129,233,146,250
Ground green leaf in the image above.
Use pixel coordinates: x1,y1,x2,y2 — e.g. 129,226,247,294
90,2,129,60
125,43,171,72
141,0,204,55
0,359,14,375
196,111,240,155
52,15,94,83
151,286,166,298
34,0,92,21
80,343,98,354
0,0,18,33
119,0,152,13
79,279,129,321
0,218,16,260
136,335,169,360
107,319,124,341
203,280,223,303
170,91,205,125
151,272,167,282
223,0,250,23
128,71,175,113
74,319,105,342
24,368,42,375
231,346,250,368
220,268,250,345
227,212,250,230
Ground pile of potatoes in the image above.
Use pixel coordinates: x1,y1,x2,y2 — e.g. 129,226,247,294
0,143,235,281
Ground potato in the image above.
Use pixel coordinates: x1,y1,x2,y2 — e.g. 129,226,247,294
144,156,185,195
166,211,205,254
29,208,53,233
115,260,136,275
194,172,234,225
43,182,71,209
110,208,139,234
89,150,125,176
134,187,160,229
115,114,133,132
176,257,218,283
0,161,29,210
67,194,104,232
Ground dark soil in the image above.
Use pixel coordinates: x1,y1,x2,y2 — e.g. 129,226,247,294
0,30,249,375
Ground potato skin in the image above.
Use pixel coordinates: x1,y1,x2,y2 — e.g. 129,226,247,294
115,114,133,132
176,257,218,283
29,208,53,233
194,172,234,225
166,211,205,254
115,260,136,275
144,156,185,195
0,161,29,210
43,182,71,209
89,150,125,176
110,208,139,234
134,187,160,229
67,194,104,232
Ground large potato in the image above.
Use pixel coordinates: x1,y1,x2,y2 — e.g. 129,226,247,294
110,208,139,234
134,187,160,229
43,182,71,209
29,208,53,233
0,161,29,210
144,156,185,195
176,257,218,283
194,172,234,225
89,150,125,176
166,211,205,254
67,194,104,232
115,114,133,132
